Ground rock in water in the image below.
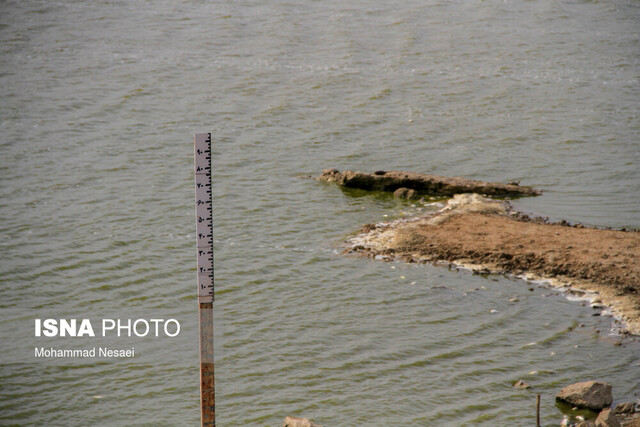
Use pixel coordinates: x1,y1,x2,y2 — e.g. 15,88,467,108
556,381,613,411
316,169,541,197
513,379,531,389
393,187,417,199
283,416,323,427
614,402,635,414
595,408,621,427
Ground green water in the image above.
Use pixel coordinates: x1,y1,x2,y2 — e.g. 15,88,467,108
1,0,639,425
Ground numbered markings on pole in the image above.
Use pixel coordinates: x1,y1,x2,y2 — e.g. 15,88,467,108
194,133,214,302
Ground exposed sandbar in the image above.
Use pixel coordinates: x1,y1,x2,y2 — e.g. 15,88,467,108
346,194,640,334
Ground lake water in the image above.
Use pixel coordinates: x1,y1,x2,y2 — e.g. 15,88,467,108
1,0,639,425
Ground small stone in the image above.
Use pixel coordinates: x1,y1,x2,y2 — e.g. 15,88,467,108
556,381,613,411
595,408,621,427
393,187,418,200
283,416,323,427
513,379,531,389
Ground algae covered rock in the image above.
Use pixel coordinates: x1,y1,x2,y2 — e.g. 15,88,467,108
317,169,541,197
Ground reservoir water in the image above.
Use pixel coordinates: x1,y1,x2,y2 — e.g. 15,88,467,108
1,0,639,425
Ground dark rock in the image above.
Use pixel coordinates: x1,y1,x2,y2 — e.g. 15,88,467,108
615,402,635,415
316,169,541,197
556,381,613,411
577,421,597,427
596,408,621,427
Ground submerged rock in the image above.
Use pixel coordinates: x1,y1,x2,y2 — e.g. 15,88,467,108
393,187,418,199
556,381,613,411
513,379,532,389
317,169,541,197
283,416,323,427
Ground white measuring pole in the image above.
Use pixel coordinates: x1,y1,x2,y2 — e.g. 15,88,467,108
194,133,215,426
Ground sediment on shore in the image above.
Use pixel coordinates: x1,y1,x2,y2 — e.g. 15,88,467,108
345,193,640,335
317,168,541,197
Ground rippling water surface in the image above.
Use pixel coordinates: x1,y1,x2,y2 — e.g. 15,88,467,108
1,0,639,425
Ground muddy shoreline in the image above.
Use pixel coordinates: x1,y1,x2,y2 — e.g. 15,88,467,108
344,194,640,335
